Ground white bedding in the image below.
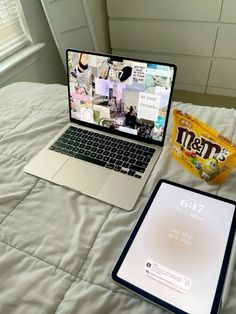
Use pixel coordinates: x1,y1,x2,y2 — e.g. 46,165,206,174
0,82,235,313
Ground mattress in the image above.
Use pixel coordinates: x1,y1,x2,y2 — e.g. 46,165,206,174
0,82,235,313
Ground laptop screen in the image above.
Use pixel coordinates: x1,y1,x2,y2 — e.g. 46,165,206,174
67,50,176,145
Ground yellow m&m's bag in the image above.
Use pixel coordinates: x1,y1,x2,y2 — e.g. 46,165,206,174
172,109,236,184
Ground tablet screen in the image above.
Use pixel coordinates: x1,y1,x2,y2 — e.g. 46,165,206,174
112,180,236,314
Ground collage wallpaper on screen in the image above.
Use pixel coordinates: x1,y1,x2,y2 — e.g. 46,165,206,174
68,51,175,142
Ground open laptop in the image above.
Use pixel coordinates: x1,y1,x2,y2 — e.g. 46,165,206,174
24,49,177,210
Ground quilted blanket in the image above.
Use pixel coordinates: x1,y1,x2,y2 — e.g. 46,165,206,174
0,82,235,314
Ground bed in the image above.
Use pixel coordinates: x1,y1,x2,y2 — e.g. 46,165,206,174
0,82,235,313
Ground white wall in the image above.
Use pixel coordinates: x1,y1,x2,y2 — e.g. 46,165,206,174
40,0,110,68
107,0,236,97
0,0,66,88
82,0,110,52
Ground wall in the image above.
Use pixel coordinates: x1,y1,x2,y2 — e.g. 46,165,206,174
0,0,66,88
82,0,110,52
40,0,110,68
107,0,236,97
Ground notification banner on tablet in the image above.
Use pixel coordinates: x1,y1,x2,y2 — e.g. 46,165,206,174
145,260,192,294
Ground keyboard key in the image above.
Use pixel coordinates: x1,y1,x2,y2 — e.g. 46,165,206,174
84,150,91,156
77,149,85,154
130,153,137,159
128,170,136,176
57,137,68,143
103,156,110,162
105,163,114,169
136,160,148,168
115,160,123,166
117,149,124,155
73,153,106,167
122,156,129,162
143,151,153,157
129,158,136,164
67,151,75,157
148,147,156,153
135,174,142,179
124,151,131,157
136,150,143,156
55,147,63,153
122,162,130,168
139,145,148,150
114,166,121,171
129,164,145,173
138,155,144,161
144,157,151,163
136,144,144,150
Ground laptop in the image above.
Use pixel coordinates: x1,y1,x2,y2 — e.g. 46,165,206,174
24,49,177,210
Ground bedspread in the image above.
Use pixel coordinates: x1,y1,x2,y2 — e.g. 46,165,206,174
0,82,235,314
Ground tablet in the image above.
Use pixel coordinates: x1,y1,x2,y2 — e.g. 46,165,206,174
112,179,236,314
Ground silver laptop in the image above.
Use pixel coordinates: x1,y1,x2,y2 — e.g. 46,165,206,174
24,49,177,210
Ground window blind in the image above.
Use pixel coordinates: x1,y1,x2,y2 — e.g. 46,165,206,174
0,0,31,61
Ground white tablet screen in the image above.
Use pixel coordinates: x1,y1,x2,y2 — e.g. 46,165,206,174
116,182,235,314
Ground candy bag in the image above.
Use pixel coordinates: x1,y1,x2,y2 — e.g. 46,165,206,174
172,109,236,183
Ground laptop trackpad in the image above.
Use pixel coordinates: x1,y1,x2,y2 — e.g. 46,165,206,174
52,157,110,195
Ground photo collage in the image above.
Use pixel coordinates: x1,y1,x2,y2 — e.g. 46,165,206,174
68,51,175,142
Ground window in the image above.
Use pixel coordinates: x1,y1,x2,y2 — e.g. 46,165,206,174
0,0,31,61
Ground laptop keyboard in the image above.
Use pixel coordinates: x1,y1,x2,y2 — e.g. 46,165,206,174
49,126,156,179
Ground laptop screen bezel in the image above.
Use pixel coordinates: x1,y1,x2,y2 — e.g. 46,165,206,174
66,49,177,146
111,179,236,313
